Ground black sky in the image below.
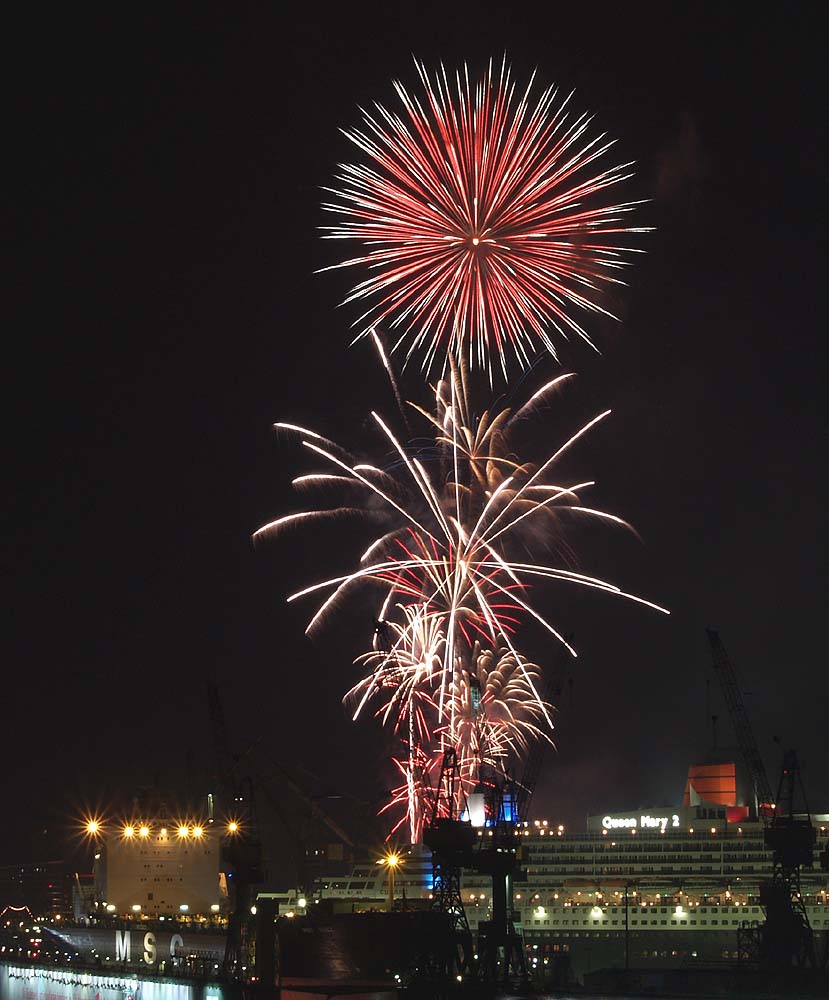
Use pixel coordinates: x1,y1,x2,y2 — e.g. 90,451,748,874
4,5,827,868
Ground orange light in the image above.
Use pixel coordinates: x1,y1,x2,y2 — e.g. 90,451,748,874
139,825,150,838
123,826,135,838
192,826,203,839
177,825,190,839
227,821,239,834
85,819,101,836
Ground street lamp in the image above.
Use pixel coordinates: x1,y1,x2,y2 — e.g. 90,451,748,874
377,852,402,912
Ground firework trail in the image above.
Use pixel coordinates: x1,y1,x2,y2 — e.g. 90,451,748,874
347,605,552,840
321,57,650,379
255,362,667,837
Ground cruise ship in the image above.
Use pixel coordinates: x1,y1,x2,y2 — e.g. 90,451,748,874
292,758,829,981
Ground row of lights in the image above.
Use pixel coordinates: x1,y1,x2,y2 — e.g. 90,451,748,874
100,902,222,915
472,896,757,913
474,887,761,905
85,820,240,839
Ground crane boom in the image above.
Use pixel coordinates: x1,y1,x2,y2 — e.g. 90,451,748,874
706,629,774,816
260,760,355,848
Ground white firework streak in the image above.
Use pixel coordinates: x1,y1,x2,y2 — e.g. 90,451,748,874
256,361,668,837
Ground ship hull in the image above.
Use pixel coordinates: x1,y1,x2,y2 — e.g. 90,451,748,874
43,926,226,972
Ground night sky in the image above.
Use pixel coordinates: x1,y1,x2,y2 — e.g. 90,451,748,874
5,6,827,872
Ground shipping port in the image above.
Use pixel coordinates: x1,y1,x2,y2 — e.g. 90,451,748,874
3,640,828,995
1,753,827,997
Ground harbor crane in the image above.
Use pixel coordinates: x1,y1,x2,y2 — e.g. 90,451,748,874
422,748,476,978
705,630,817,969
761,749,817,968
206,674,266,976
421,747,527,984
423,643,568,986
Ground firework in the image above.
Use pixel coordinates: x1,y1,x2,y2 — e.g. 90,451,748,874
351,603,447,841
346,603,552,840
322,57,650,379
255,361,667,837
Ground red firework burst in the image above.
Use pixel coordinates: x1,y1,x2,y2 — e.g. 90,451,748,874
322,57,650,378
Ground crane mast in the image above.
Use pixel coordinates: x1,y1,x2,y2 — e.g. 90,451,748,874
705,629,774,816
